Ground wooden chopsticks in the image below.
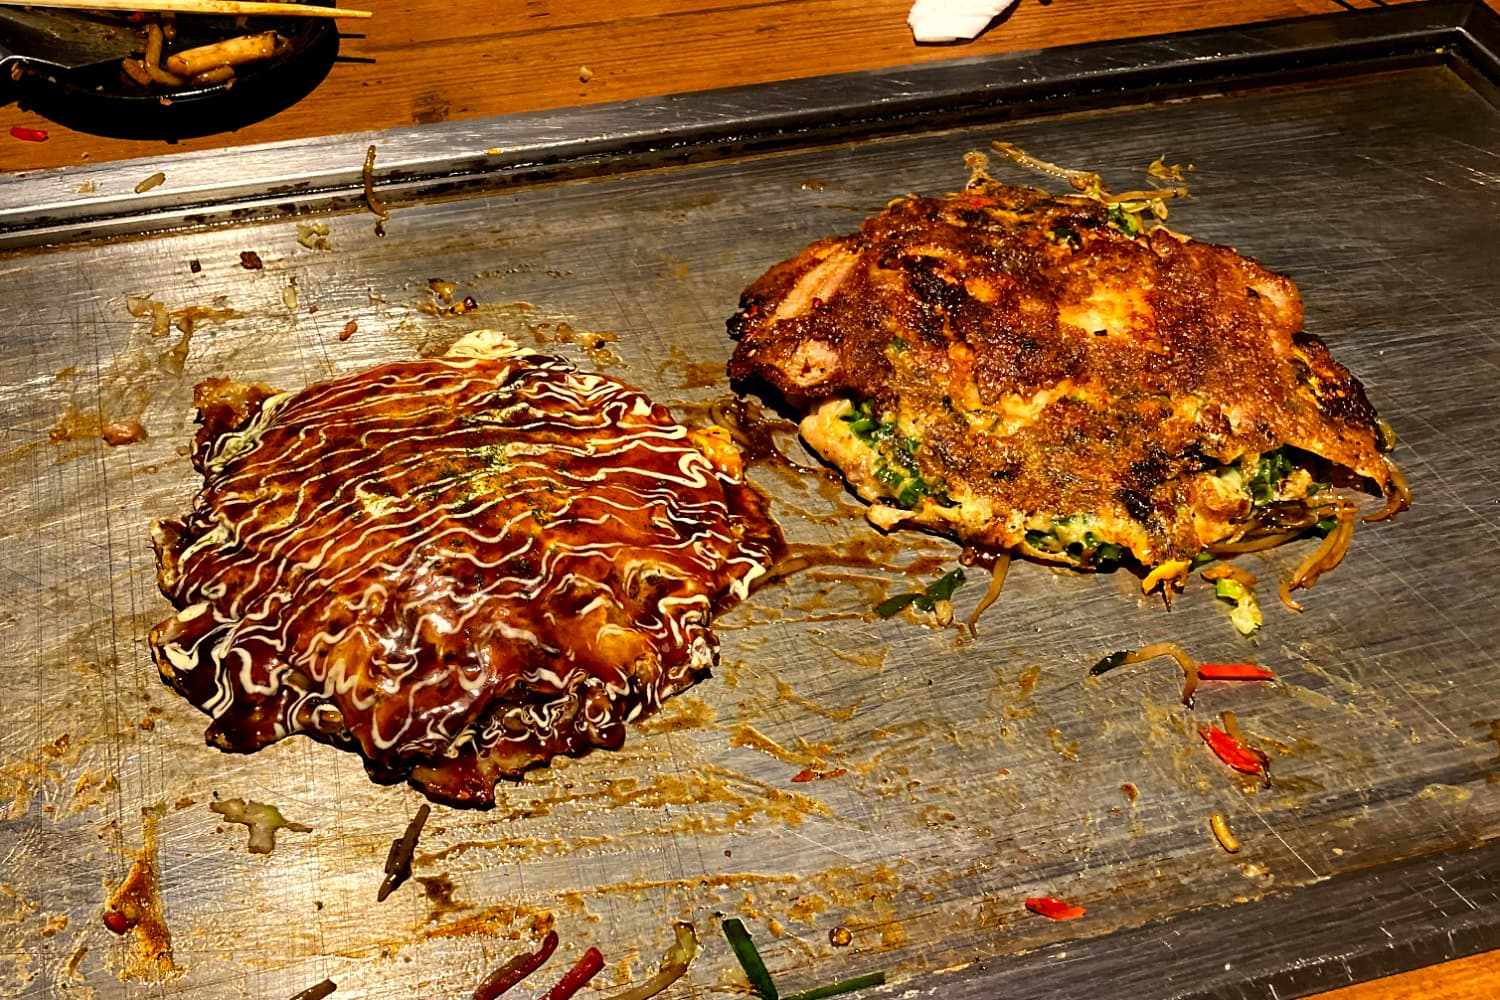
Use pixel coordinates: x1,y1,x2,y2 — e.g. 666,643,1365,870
2,0,372,17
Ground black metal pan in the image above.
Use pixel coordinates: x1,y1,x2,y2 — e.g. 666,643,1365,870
0,5,338,139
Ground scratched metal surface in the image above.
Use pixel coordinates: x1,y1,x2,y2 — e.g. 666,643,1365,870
4,25,1500,1000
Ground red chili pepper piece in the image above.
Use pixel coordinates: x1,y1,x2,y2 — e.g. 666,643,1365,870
1196,663,1276,681
1024,896,1086,921
537,946,603,1000
9,126,49,142
1200,724,1271,777
472,929,558,1000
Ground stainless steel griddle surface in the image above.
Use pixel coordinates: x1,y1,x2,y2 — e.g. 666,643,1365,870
3,9,1500,1000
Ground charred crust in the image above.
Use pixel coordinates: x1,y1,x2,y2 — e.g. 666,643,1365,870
1115,486,1156,525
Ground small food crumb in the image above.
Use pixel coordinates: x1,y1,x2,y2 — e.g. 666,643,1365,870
579,65,594,82
240,251,264,270
297,223,331,251
1210,813,1241,853
188,259,201,273
102,420,147,446
282,284,298,310
77,181,97,194
134,171,166,194
209,798,311,854
829,926,852,947
338,320,357,342
1148,156,1191,182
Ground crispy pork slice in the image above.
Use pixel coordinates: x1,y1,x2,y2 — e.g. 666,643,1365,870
150,332,781,806
727,179,1406,591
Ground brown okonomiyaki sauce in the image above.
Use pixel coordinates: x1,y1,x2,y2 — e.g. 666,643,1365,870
672,394,844,500
102,805,177,981
148,333,782,807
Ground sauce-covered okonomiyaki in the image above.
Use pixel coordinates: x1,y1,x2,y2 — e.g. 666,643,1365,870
149,332,781,805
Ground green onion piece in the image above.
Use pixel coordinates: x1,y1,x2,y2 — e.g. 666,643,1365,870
1247,449,1294,506
721,919,779,1000
1106,205,1141,236
1089,650,1130,676
925,567,966,603
875,592,922,619
1213,578,1246,602
877,568,966,618
1094,542,1126,568
783,972,887,1000
895,481,926,508
1214,578,1262,636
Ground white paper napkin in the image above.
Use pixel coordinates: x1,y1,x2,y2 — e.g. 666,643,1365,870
907,0,1019,43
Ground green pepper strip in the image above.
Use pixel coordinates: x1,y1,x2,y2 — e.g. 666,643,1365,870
722,919,779,1000
783,972,887,1000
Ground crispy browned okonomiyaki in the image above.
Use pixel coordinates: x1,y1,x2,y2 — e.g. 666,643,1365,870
727,175,1408,603
150,332,781,805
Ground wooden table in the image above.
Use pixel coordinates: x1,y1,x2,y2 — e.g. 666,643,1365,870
2,0,1488,173
3,0,1497,996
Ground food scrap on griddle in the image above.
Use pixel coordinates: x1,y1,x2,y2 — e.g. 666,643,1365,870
473,930,559,1000
209,797,312,854
721,917,886,1000
377,803,430,901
